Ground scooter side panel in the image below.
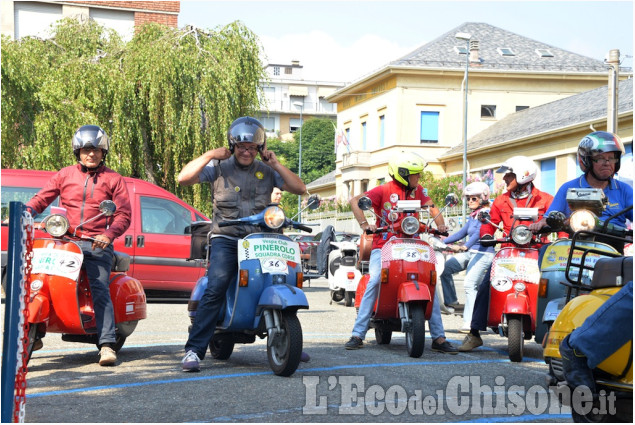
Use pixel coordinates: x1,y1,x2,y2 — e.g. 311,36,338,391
544,288,618,359
536,239,618,343
355,274,370,309
109,273,147,322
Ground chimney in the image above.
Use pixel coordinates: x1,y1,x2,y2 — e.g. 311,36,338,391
469,40,480,63
606,49,620,134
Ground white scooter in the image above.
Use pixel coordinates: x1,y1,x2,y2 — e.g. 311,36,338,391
328,239,362,307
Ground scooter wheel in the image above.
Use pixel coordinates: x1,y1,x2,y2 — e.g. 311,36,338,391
210,335,234,360
267,311,302,377
331,290,344,302
344,291,354,307
508,315,524,362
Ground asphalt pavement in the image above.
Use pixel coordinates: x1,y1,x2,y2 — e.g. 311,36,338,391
2,274,574,423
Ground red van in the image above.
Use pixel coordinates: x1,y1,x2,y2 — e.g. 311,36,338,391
1,169,210,299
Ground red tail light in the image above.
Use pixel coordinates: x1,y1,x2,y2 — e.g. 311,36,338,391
347,272,355,279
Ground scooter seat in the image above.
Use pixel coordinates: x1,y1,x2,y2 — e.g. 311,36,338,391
591,256,632,289
112,251,131,272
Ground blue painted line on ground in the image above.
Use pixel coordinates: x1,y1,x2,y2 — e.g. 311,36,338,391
27,357,542,399
463,413,570,422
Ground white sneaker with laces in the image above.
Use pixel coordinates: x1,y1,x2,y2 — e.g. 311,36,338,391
182,350,201,372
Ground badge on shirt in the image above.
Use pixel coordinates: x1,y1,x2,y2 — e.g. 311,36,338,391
234,186,241,192
390,193,399,204
384,202,392,211
255,171,264,180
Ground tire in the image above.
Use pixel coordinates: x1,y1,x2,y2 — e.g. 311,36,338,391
112,334,127,352
508,315,524,362
267,311,303,377
25,324,39,364
375,327,392,345
331,290,344,302
344,291,354,307
405,304,426,358
210,335,234,360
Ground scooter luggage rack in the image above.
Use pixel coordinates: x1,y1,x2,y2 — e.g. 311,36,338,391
562,230,632,301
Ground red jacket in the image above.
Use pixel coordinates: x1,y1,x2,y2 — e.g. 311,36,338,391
366,180,432,250
27,164,131,241
480,185,553,241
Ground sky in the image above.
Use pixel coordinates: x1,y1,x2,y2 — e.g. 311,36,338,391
179,1,634,83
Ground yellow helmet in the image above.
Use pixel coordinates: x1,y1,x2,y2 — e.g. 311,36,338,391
388,154,426,187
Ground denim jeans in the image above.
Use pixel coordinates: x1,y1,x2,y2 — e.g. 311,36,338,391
185,237,238,359
462,252,494,329
470,268,492,331
440,253,470,305
78,241,116,346
352,249,446,341
569,280,632,368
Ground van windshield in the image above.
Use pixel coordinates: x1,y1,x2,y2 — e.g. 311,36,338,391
1,187,59,222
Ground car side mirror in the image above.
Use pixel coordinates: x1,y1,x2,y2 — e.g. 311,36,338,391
358,196,372,211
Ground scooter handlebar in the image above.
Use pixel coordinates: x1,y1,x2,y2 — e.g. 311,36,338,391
294,223,313,233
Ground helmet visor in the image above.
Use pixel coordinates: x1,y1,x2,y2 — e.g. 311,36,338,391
229,122,265,145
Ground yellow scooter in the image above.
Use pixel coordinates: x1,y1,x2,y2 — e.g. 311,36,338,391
544,230,632,422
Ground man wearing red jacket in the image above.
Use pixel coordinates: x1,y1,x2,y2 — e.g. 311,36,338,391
459,156,553,352
26,125,131,366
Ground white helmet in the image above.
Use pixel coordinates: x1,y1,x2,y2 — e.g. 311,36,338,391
496,156,537,185
463,181,490,203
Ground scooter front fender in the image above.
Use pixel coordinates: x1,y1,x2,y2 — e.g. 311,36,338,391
256,284,309,316
503,292,530,316
398,281,432,303
28,292,50,324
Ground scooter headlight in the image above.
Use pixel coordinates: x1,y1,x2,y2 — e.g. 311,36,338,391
44,214,70,237
263,206,285,229
569,210,597,232
511,225,533,245
401,216,420,235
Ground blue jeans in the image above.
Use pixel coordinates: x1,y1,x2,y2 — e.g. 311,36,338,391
470,268,492,331
569,280,633,368
440,255,464,305
185,237,238,359
78,241,116,346
352,249,445,341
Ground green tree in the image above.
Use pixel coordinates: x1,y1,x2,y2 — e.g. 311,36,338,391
1,19,265,215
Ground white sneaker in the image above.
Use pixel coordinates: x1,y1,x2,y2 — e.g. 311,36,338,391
182,350,201,372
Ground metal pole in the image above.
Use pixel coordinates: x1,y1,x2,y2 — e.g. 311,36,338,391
606,49,620,134
1,202,25,423
461,39,469,224
297,106,303,222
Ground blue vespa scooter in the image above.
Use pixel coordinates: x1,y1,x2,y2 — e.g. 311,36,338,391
187,197,319,377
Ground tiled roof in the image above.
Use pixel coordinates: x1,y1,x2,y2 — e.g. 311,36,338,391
442,78,633,157
307,170,336,188
391,22,610,73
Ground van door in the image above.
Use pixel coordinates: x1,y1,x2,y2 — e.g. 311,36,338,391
131,194,206,295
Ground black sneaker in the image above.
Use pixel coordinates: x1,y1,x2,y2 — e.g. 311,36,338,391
345,336,363,350
431,340,459,354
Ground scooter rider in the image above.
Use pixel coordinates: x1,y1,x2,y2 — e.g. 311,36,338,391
345,155,458,354
528,131,633,248
26,125,132,366
459,156,553,352
178,116,305,372
439,182,495,333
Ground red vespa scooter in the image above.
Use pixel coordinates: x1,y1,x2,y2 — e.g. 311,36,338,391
478,207,545,362
26,200,146,362
354,195,455,358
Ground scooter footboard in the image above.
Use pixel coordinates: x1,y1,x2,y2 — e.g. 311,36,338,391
255,285,309,317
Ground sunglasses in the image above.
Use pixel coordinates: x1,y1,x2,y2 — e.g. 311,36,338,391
466,196,480,202
591,157,619,165
236,145,259,153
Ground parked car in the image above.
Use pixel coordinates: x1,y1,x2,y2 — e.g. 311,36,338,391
1,169,210,299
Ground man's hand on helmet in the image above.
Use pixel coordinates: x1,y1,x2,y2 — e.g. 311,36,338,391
212,147,232,160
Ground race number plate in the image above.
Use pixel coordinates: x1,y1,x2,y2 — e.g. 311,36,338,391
31,248,84,280
391,244,431,263
238,237,301,275
492,256,540,286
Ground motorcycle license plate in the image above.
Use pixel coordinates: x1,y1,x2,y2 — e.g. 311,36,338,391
31,248,84,280
238,237,301,275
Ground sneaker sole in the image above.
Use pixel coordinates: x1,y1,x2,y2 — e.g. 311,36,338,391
345,345,363,350
99,359,116,366
182,365,200,372
431,348,459,355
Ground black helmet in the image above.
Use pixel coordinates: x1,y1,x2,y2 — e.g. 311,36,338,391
577,131,625,173
227,117,266,153
72,125,110,161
